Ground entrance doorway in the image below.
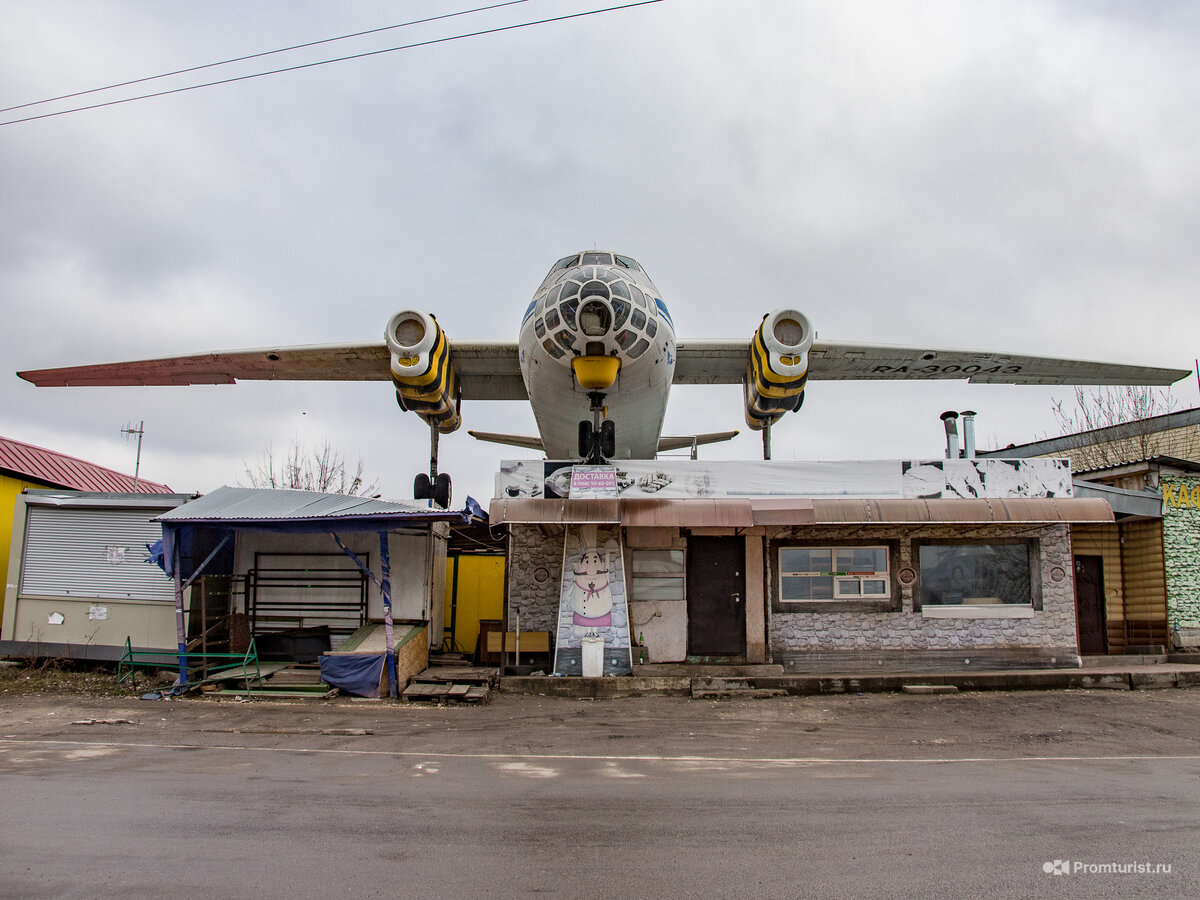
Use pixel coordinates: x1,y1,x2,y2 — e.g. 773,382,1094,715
686,536,746,656
1074,555,1108,655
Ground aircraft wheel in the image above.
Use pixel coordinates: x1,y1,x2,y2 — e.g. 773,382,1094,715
414,472,432,500
600,420,616,460
433,473,452,509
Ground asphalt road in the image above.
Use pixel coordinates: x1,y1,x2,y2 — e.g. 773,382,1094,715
2,689,1198,899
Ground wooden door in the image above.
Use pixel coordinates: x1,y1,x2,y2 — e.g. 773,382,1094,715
686,536,746,656
1074,555,1108,655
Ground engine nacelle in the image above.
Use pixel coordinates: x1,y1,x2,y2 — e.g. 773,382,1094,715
744,309,813,430
385,311,461,433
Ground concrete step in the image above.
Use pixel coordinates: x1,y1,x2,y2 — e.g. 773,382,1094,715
634,663,785,677
1080,654,1168,667
690,675,788,699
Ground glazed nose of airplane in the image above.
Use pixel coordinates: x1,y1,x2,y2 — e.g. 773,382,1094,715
578,299,612,336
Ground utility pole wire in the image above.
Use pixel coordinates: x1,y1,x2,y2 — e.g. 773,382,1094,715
0,0,532,114
0,1,664,127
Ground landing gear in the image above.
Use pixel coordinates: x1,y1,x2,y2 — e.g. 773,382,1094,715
577,392,616,463
414,425,453,508
414,471,452,509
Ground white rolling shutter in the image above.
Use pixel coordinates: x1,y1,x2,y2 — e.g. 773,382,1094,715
20,507,175,601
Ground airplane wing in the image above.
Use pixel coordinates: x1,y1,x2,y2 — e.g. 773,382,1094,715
468,430,545,451
674,340,1189,386
17,340,528,400
657,431,739,452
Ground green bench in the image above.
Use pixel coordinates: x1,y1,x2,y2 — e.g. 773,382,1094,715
117,637,263,693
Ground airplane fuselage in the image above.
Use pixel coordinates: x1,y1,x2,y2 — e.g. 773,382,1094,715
518,252,676,459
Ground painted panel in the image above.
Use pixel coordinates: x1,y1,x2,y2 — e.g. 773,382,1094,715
552,524,631,676
443,554,505,657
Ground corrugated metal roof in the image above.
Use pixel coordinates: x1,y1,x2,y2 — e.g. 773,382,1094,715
0,434,172,493
490,496,1114,526
155,485,459,523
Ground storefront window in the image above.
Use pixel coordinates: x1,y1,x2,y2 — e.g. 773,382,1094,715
779,546,890,602
918,543,1031,606
630,550,685,602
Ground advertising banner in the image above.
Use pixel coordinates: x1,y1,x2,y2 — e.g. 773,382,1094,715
495,458,1072,501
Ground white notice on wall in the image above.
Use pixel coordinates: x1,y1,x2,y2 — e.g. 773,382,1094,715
88,606,108,621
105,547,127,564
47,612,65,625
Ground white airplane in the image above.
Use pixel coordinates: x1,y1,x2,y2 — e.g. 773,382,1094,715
18,250,1189,502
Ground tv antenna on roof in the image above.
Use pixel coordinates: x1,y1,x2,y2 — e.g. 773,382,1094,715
121,420,144,493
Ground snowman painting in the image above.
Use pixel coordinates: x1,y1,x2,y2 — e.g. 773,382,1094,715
568,524,616,636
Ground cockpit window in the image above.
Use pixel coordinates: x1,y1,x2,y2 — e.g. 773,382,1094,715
629,338,650,359
560,280,581,300
545,307,561,330
535,318,546,338
542,337,565,359
581,252,612,266
629,285,646,308
609,281,630,301
631,308,647,330
552,255,579,273
614,255,640,271
646,317,657,338
615,329,638,351
555,330,576,352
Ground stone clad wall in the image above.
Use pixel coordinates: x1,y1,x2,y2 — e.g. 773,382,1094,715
1162,475,1200,628
507,527,564,634
768,524,1077,657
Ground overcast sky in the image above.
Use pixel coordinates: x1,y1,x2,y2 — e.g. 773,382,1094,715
3,0,1198,505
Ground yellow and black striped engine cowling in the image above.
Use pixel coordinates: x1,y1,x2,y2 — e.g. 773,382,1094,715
744,309,814,430
385,310,461,433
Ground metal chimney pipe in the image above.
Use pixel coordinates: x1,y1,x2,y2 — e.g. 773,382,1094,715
960,410,977,459
940,411,960,459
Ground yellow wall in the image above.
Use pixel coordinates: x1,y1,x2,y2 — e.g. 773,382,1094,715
1,474,52,622
443,554,505,657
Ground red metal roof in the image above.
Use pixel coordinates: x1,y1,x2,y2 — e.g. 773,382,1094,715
0,434,172,493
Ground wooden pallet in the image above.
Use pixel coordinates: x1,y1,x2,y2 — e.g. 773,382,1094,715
402,680,491,703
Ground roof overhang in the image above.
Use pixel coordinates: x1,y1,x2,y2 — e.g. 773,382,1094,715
490,497,1115,527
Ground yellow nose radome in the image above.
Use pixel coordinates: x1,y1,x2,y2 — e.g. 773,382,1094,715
572,355,621,390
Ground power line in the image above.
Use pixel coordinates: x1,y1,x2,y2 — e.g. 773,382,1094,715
0,0,533,114
1,1,664,127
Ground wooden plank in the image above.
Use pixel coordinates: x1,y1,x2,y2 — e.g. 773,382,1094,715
448,684,471,698
485,631,550,654
402,683,439,698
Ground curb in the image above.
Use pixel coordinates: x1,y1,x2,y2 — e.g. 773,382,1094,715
497,668,1200,699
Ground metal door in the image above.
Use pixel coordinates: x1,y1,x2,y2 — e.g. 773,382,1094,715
1074,555,1107,655
686,536,746,656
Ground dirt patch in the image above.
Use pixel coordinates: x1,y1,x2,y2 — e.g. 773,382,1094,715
0,659,174,698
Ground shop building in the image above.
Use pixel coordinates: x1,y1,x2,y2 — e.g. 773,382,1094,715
492,457,1108,674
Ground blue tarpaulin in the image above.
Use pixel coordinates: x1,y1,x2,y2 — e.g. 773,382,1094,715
319,654,387,699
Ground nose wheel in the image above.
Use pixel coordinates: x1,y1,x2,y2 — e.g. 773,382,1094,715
414,471,452,508
578,391,616,463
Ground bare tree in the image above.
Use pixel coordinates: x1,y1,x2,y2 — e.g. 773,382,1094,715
1049,385,1178,471
241,438,378,496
